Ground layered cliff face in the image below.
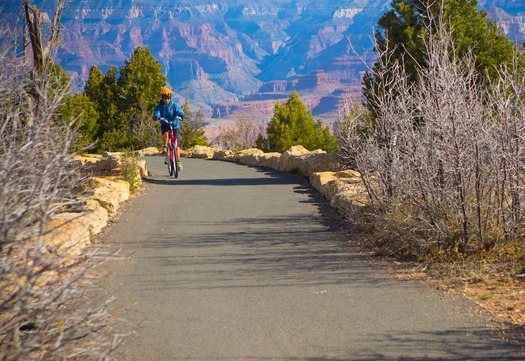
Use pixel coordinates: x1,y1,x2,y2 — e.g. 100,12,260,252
479,0,525,46
3,0,524,123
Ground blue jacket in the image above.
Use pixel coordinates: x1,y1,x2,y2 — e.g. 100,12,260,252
153,100,185,129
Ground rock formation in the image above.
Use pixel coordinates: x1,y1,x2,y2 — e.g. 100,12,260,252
2,0,523,124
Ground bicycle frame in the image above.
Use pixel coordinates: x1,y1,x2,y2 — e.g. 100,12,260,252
166,121,180,178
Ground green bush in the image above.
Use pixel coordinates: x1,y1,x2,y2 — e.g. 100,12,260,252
120,152,142,194
259,91,337,153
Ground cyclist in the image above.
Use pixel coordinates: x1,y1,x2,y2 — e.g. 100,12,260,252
153,87,184,169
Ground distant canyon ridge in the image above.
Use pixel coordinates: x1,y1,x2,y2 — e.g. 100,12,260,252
3,0,525,133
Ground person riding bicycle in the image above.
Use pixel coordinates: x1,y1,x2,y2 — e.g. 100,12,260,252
153,87,184,169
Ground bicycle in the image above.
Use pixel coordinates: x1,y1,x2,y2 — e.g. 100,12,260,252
161,117,181,178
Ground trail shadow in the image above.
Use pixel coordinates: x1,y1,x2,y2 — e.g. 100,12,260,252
143,175,300,186
158,328,525,360
144,164,303,186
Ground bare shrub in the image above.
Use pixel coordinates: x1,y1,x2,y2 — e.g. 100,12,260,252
0,28,117,360
215,115,261,150
336,16,525,256
484,51,525,243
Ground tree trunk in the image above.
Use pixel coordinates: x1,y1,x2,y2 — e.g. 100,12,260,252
23,0,66,75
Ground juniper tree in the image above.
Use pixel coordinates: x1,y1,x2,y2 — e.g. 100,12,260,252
84,47,166,151
258,91,337,153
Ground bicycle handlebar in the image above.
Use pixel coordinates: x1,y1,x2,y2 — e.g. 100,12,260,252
159,116,183,125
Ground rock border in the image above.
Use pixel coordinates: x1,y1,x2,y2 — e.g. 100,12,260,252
185,145,368,216
41,148,156,255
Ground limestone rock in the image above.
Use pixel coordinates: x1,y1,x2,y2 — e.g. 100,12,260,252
90,177,130,217
41,197,111,257
279,145,311,172
310,170,368,215
309,170,361,198
257,152,281,170
75,154,116,175
42,212,92,257
134,147,159,156
23,148,145,275
83,198,109,234
213,149,235,160
75,152,148,178
186,145,219,159
301,152,343,177
310,171,339,200
330,190,368,217
234,148,265,166
136,159,149,178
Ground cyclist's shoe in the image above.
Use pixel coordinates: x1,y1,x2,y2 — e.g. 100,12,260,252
161,146,167,155
177,161,183,171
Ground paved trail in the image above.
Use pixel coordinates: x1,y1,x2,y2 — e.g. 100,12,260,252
96,157,524,360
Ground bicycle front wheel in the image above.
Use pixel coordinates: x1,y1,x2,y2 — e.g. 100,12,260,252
174,144,179,178
167,144,175,176
169,158,176,177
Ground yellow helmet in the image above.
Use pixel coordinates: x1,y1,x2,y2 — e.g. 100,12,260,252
160,87,172,98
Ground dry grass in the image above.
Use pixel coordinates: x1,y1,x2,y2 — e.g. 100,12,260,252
423,243,525,326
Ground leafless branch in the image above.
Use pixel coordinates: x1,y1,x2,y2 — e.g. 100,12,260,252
336,7,525,255
0,19,118,360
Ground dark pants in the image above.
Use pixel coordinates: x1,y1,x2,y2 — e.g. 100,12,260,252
161,124,180,144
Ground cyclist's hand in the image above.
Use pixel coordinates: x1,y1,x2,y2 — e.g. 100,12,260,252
160,117,169,124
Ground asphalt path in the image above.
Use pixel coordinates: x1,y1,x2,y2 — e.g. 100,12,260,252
96,156,524,360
